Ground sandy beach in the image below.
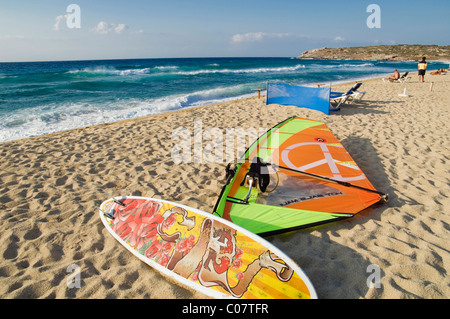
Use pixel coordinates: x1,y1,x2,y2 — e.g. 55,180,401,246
0,72,449,299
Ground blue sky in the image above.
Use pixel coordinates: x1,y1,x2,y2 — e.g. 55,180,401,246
1,0,449,62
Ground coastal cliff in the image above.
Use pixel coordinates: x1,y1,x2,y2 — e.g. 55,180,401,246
297,45,450,61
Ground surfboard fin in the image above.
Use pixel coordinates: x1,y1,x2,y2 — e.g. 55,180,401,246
97,204,116,220
112,198,126,207
102,189,127,207
103,212,115,220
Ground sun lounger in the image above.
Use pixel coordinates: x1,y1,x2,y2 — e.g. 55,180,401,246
382,72,410,83
330,82,365,107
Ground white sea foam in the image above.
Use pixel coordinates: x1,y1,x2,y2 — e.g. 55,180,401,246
0,84,257,142
67,66,152,76
153,65,179,71
116,68,151,76
65,64,305,78
309,62,375,69
173,65,305,76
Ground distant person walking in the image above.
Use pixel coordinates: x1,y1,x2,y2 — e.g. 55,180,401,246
418,57,427,82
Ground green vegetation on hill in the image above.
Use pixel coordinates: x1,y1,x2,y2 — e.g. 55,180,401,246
297,45,450,61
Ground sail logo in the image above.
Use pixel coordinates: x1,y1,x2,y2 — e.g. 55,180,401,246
280,142,366,182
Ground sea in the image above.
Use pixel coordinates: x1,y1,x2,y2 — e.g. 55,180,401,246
0,57,447,142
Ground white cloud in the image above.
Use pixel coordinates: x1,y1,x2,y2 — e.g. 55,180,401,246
373,39,396,45
114,24,128,34
92,21,110,34
232,32,264,43
334,36,345,41
231,32,291,43
54,14,69,31
92,21,129,34
0,35,26,40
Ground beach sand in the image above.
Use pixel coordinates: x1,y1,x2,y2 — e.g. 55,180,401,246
0,72,449,299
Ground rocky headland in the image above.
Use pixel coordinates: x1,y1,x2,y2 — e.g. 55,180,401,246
297,45,450,61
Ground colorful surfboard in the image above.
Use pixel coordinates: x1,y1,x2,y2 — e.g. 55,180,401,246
99,196,317,299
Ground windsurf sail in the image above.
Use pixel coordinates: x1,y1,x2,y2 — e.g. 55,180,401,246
213,116,387,236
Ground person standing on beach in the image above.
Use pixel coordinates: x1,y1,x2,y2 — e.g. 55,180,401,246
418,57,427,82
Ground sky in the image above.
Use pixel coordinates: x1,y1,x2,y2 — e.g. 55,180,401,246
0,0,449,62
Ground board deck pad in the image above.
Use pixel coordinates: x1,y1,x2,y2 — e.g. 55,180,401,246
99,196,317,299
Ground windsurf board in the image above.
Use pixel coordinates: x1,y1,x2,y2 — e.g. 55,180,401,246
99,196,317,299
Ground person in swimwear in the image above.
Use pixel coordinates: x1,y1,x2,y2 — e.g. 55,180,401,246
418,57,427,82
431,69,441,75
384,69,400,82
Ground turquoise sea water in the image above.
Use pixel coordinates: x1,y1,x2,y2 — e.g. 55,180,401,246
0,57,446,142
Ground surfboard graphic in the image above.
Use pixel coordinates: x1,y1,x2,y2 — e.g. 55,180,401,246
99,196,317,299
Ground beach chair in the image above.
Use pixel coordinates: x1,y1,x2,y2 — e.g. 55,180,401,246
392,72,410,83
330,82,365,107
382,72,410,83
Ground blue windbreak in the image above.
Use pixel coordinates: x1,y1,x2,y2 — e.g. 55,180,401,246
266,82,331,115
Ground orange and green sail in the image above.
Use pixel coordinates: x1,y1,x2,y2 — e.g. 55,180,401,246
213,116,387,236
